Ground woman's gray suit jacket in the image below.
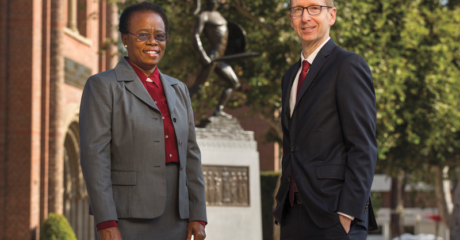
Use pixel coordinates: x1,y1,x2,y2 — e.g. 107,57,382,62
79,58,207,226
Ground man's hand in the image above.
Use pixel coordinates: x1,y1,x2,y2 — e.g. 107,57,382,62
99,227,123,240
186,221,206,240
338,214,352,234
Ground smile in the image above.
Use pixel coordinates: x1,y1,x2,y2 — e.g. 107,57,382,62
302,27,315,30
143,50,159,57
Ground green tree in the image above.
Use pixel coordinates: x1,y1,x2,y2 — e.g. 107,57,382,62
113,0,300,145
329,0,460,238
112,0,460,238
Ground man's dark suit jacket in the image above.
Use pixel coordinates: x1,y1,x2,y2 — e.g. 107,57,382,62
273,39,378,231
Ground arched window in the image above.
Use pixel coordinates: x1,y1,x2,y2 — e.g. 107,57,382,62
63,121,94,240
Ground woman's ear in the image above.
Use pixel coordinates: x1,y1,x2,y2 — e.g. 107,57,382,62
122,34,128,48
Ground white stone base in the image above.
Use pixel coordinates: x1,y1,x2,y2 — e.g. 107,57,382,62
197,137,263,240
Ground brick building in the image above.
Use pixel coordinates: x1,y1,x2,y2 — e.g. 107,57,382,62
0,0,118,239
0,1,279,239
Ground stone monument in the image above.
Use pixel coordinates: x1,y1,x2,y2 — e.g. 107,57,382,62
190,1,262,239
196,116,263,240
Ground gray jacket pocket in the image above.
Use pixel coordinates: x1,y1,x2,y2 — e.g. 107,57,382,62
111,171,136,185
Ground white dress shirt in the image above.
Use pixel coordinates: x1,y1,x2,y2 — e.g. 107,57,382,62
288,37,354,221
290,37,330,117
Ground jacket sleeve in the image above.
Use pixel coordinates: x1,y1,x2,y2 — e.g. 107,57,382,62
183,84,208,223
79,75,118,225
336,54,378,222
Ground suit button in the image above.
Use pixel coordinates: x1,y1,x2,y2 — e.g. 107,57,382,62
180,166,183,171
179,141,182,146
291,147,295,152
165,135,168,138
173,118,177,122
287,177,291,182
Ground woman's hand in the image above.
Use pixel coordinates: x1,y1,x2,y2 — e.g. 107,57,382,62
100,227,123,240
186,221,206,240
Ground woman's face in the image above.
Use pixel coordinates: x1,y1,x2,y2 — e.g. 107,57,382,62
122,11,166,73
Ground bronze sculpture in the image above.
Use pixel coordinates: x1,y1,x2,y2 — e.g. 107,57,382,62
190,0,257,117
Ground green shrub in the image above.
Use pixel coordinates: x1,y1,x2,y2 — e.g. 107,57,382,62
260,171,281,240
40,213,77,240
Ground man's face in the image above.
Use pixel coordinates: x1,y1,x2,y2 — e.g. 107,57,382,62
290,0,336,47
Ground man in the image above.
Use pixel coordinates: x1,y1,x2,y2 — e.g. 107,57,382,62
272,0,378,239
189,0,241,117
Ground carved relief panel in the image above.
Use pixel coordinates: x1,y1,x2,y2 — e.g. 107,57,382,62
202,165,250,206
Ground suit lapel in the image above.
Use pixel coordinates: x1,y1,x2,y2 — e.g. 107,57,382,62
115,58,159,111
294,39,337,110
159,71,177,115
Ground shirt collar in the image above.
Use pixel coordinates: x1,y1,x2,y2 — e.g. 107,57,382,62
125,57,160,87
301,37,331,65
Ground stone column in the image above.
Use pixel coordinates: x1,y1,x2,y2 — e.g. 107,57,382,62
67,0,77,31
106,2,119,69
40,0,51,224
48,0,65,215
98,0,107,73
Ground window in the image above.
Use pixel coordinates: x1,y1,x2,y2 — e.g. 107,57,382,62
67,0,87,37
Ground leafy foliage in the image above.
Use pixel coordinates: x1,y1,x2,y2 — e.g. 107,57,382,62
113,0,298,144
112,0,460,172
40,213,77,240
260,171,281,240
329,0,460,174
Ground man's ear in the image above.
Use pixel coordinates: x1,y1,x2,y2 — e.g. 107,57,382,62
329,8,337,26
289,13,294,29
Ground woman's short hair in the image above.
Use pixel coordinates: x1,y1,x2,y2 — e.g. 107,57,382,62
119,1,169,34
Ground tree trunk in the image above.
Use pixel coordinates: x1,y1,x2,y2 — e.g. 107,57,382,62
390,173,404,239
451,178,460,240
433,166,451,228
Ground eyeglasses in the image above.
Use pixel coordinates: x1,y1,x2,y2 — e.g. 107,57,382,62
289,5,333,17
129,32,169,42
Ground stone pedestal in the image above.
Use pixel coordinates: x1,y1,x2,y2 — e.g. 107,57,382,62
196,116,263,240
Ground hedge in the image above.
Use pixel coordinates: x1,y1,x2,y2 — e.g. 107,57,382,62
260,171,281,240
40,213,77,240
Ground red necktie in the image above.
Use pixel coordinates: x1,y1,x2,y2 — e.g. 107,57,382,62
289,60,310,207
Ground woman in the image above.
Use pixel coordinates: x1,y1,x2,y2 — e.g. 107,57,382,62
79,2,207,240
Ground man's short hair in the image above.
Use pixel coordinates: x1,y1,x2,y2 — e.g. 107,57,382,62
289,0,334,7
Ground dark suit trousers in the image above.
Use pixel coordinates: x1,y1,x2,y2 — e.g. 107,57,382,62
280,202,367,240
